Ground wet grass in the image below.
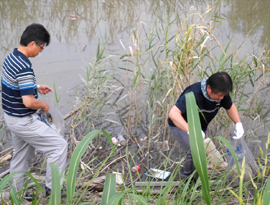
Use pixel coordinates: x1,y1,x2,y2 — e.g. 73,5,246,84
1,5,270,205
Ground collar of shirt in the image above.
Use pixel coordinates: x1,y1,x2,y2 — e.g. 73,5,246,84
201,78,221,103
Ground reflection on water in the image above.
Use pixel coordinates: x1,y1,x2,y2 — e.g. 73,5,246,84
0,0,269,164
1,0,270,58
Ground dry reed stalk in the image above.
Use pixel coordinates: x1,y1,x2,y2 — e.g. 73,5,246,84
0,146,13,156
64,104,84,120
99,155,126,174
0,150,12,162
0,169,10,178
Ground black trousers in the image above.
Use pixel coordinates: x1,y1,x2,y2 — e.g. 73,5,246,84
169,125,196,178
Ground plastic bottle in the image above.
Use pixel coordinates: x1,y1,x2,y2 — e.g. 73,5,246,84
234,139,246,163
204,138,228,169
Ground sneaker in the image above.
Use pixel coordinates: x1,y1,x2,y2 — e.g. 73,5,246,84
23,191,38,202
45,186,66,197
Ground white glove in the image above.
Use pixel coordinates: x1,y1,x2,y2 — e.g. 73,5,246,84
187,130,205,139
201,130,205,139
233,123,244,140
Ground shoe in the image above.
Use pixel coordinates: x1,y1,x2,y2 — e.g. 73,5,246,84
45,185,66,197
23,191,38,202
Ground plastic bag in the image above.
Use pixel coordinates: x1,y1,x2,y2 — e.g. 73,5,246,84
48,102,65,136
226,137,259,186
226,137,259,175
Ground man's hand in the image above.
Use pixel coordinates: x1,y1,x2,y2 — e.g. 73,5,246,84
39,102,50,114
233,122,244,140
187,130,205,139
38,84,53,95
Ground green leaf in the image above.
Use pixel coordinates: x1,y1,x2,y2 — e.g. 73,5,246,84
0,171,43,193
0,171,24,192
128,194,149,205
263,176,270,205
185,92,211,205
101,173,116,205
10,190,20,205
49,163,61,205
66,130,102,204
109,189,149,205
109,191,126,204
53,83,60,103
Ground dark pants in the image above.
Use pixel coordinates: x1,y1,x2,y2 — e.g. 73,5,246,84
169,125,196,178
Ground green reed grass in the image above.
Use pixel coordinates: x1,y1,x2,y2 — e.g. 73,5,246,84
186,92,211,205
101,173,116,205
49,163,61,205
2,4,270,205
53,82,60,104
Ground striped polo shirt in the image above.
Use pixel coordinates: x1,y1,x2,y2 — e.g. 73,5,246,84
1,48,38,117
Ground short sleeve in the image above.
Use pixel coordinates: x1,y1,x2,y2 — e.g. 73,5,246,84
175,94,187,114
221,94,233,110
17,69,36,96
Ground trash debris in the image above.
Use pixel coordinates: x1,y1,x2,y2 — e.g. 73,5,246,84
111,137,118,145
145,168,171,179
117,134,127,146
131,165,141,172
148,140,170,151
83,45,87,51
156,140,169,151
112,172,123,185
69,14,80,20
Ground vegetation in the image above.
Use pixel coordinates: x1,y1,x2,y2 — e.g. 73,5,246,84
1,5,270,205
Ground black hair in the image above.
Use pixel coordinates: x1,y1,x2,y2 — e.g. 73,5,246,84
20,23,50,47
206,72,233,94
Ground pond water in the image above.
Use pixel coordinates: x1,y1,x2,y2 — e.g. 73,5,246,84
0,0,270,166
1,0,269,113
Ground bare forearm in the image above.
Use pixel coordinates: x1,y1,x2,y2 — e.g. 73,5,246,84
24,98,46,109
169,105,189,132
226,103,241,124
22,95,49,113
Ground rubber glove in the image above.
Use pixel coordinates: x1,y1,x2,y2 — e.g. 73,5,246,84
233,122,244,139
187,130,205,139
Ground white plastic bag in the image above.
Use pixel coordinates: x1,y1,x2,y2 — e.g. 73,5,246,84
47,98,65,136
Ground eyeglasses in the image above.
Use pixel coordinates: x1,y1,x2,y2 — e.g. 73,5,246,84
36,42,45,50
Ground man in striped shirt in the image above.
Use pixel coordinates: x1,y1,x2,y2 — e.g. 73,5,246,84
1,23,67,200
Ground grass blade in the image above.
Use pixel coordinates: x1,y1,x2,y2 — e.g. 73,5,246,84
101,173,116,205
0,171,43,193
53,83,60,103
49,163,61,205
128,194,149,205
263,176,270,205
185,92,211,205
109,189,149,205
66,130,102,204
9,189,20,205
